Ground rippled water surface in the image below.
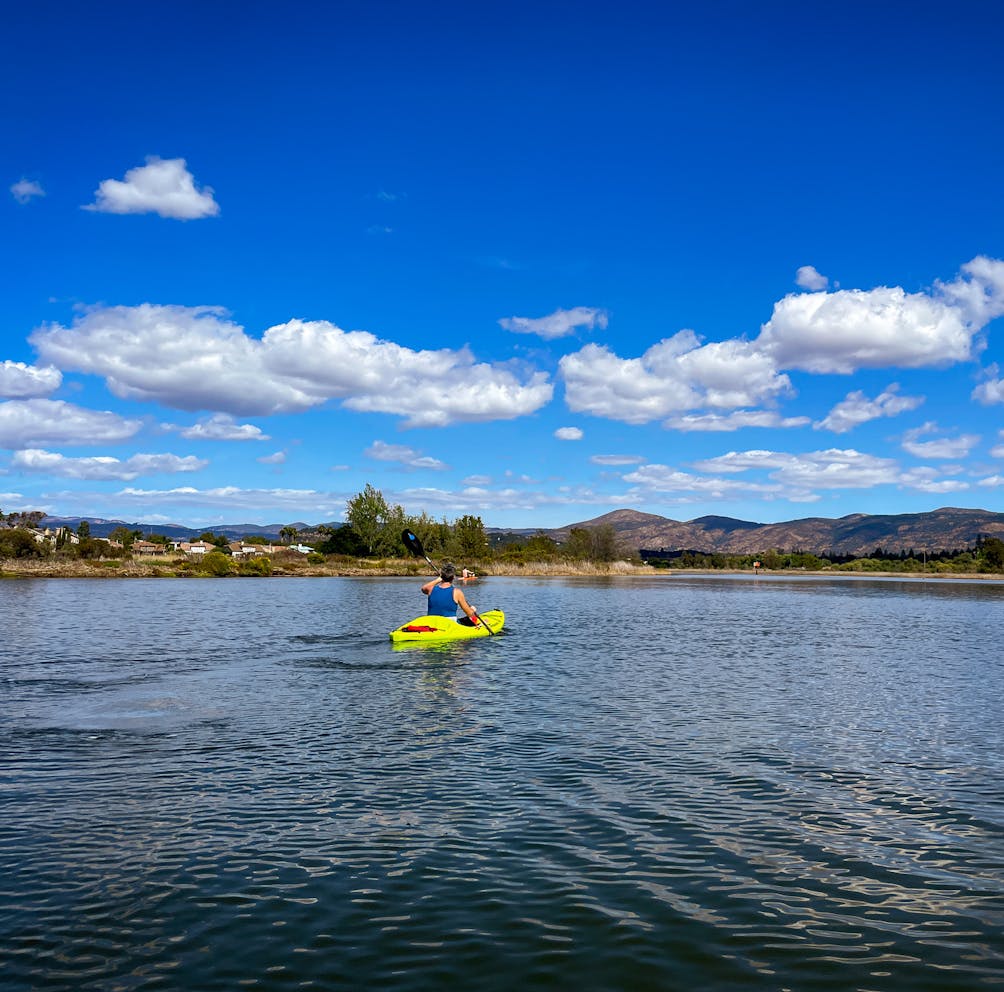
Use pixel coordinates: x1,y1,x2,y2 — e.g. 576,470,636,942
3,574,1003,991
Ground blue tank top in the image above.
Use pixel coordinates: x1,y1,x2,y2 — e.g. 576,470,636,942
428,583,457,617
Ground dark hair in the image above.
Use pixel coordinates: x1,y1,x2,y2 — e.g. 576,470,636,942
440,562,456,582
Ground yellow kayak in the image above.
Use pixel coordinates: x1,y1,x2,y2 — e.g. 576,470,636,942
389,610,505,643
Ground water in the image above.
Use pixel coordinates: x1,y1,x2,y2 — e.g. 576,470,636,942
2,574,1003,991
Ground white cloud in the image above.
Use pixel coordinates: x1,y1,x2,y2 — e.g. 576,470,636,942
560,333,792,424
590,454,644,466
978,475,1004,488
257,450,287,465
554,426,583,440
663,410,811,432
814,384,924,433
691,446,970,495
0,361,62,398
10,179,45,204
0,399,141,449
32,305,552,427
972,365,1004,405
109,486,348,516
11,449,207,481
177,414,270,441
623,463,782,496
901,422,980,459
499,306,608,340
796,265,829,291
84,157,219,220
462,474,492,485
693,448,902,488
365,440,448,470
758,256,1004,374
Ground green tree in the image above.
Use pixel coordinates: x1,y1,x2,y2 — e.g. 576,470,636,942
563,528,593,560
109,526,138,549
379,503,408,556
525,532,559,561
346,484,390,555
592,523,619,563
279,526,299,545
315,524,367,556
980,536,1004,571
77,520,91,539
451,514,488,561
0,528,47,559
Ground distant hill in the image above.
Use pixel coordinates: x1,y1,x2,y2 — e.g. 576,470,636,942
37,506,1004,557
538,506,1004,557
38,516,309,540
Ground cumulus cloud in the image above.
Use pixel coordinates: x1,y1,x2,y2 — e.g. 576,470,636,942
11,449,207,481
690,446,969,495
257,450,287,465
84,157,219,220
901,422,980,459
758,256,1004,374
972,365,1004,405
32,305,552,427
554,257,1004,427
560,332,792,424
692,448,897,487
499,306,608,340
365,440,448,470
0,361,61,398
622,463,782,497
0,399,141,449
796,265,829,291
814,384,924,433
10,179,45,204
176,414,270,441
663,410,811,432
554,426,583,440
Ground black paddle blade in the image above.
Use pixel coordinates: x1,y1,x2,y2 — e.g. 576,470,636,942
402,529,424,557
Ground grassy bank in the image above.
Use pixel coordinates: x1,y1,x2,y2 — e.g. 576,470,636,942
3,555,1004,581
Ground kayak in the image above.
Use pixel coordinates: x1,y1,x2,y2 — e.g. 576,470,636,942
389,609,504,643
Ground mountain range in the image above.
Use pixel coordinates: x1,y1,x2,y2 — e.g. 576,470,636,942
37,506,1004,557
543,506,1004,556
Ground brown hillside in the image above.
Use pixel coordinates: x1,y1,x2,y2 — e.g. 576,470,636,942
535,506,1004,557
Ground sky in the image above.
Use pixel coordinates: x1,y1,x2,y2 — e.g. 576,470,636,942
3,0,1004,530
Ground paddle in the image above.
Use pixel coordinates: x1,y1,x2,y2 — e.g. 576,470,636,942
401,529,493,635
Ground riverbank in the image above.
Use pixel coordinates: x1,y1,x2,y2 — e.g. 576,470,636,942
3,555,1004,581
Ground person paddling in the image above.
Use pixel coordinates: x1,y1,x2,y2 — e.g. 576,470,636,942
421,562,481,625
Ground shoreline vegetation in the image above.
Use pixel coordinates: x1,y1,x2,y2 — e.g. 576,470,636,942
3,556,1004,582
5,484,1004,581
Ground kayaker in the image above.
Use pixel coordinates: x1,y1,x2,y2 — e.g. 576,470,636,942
421,563,480,625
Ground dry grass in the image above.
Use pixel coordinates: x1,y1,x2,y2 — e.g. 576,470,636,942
5,556,999,581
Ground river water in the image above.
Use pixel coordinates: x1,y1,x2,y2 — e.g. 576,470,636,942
2,574,1003,991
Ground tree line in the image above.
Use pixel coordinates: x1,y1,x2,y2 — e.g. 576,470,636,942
5,493,1004,572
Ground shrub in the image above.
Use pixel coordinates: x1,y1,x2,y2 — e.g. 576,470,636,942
200,551,233,577
237,556,272,576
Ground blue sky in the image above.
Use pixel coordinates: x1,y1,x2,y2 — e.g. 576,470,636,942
3,0,1004,529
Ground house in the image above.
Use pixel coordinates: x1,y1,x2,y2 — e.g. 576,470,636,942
179,541,215,556
132,540,164,555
